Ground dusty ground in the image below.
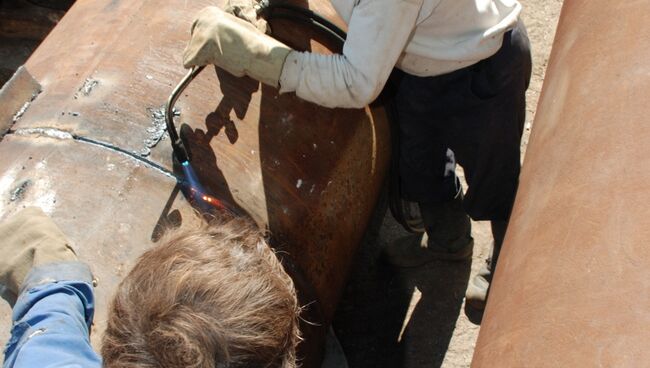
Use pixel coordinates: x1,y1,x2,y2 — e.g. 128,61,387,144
332,1,565,367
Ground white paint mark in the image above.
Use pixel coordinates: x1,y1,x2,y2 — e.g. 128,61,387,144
296,179,303,189
146,75,154,80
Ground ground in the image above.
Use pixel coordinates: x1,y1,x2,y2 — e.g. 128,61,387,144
332,1,565,367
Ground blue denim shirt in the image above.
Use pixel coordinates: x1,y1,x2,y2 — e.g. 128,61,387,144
3,262,101,367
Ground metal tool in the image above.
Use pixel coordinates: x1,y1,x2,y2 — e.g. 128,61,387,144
164,65,205,165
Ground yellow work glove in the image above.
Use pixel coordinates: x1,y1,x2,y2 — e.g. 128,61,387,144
225,0,269,33
183,6,292,88
0,207,77,295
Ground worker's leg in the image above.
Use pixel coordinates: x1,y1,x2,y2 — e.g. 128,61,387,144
383,69,477,266
454,21,532,309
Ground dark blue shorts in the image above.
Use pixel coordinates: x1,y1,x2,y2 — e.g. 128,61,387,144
390,22,532,221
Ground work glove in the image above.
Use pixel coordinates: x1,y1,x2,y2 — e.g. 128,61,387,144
0,207,77,295
225,0,269,33
183,6,292,88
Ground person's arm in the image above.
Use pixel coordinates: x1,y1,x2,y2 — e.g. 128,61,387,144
4,263,101,368
0,208,101,368
183,0,423,109
279,0,423,108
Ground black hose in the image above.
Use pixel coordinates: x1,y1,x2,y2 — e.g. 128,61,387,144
261,3,347,44
266,13,346,44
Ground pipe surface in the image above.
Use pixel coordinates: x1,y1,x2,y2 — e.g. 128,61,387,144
472,1,650,366
0,0,390,365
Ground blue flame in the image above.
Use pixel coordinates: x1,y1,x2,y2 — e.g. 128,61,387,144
178,161,227,212
181,162,208,208
181,162,205,196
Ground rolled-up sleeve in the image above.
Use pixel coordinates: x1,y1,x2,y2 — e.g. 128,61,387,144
3,261,101,368
279,0,422,108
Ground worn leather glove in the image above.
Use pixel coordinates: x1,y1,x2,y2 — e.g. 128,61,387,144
0,207,77,295
183,6,292,88
225,0,268,33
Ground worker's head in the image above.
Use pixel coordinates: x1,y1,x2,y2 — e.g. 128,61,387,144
101,215,301,368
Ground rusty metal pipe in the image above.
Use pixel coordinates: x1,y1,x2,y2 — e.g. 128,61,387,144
0,0,390,366
472,1,650,366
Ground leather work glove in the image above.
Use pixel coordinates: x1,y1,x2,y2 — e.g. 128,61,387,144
225,0,269,33
183,6,292,88
0,207,77,295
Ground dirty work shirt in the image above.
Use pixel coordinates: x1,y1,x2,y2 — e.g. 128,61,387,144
3,262,101,368
279,0,521,108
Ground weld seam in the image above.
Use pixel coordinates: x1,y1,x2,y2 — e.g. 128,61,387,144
4,128,178,180
73,135,178,179
1,92,41,142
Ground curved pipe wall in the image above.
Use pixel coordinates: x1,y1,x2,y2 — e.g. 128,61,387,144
0,1,390,366
472,1,650,366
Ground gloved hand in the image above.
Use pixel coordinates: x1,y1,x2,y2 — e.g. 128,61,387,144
183,6,292,88
0,207,77,295
225,0,269,33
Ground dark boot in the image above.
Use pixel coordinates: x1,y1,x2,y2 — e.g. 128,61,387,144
465,220,507,310
383,192,474,267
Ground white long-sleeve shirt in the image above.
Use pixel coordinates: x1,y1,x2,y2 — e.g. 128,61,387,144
279,0,521,108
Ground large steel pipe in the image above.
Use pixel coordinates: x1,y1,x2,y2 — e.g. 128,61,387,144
0,0,390,365
472,1,650,366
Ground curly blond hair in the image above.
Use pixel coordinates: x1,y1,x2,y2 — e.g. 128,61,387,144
101,215,301,368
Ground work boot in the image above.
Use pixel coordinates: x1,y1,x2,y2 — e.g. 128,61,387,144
465,220,507,310
383,192,474,267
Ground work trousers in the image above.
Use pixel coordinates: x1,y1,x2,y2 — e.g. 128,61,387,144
391,21,532,221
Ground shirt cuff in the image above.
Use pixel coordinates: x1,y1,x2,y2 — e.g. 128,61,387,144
279,51,303,94
20,261,93,294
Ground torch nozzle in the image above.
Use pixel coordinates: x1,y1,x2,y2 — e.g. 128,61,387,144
172,138,191,165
